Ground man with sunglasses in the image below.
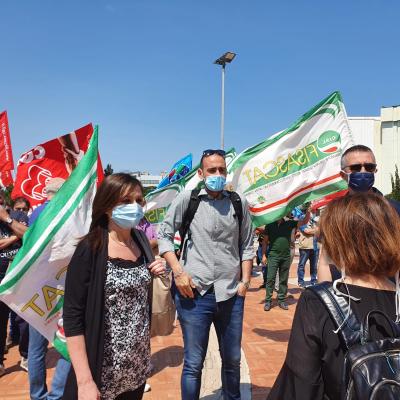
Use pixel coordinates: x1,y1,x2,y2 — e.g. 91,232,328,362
318,144,400,282
340,144,400,213
158,149,254,400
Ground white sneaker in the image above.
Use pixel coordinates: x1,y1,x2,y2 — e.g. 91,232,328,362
144,383,151,392
0,363,5,377
20,357,28,372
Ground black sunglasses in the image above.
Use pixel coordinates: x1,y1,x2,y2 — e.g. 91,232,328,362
201,149,226,159
344,163,377,173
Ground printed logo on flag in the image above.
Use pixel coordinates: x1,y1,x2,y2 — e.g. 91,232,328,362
21,165,52,201
317,130,341,154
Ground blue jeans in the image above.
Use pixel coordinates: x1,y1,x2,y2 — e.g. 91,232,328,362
297,249,318,285
175,289,245,400
28,326,71,400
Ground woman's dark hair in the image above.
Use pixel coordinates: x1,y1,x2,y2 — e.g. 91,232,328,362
82,173,144,251
320,193,400,277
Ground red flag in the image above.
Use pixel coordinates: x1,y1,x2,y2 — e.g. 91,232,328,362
12,124,104,207
0,170,14,188
0,111,14,173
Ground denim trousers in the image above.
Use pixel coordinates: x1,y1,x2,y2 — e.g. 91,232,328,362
297,248,318,285
28,325,71,400
174,289,245,400
9,310,19,341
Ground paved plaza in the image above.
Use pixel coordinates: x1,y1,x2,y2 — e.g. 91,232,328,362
0,256,307,400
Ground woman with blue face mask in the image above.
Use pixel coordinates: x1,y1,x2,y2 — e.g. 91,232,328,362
63,173,166,400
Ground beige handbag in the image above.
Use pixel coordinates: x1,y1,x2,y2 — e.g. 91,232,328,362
150,272,176,337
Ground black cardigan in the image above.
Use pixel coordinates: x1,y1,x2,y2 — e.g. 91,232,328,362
62,227,154,399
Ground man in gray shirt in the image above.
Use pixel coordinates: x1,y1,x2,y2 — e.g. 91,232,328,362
158,149,254,400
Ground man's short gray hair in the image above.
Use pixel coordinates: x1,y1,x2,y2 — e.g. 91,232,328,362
340,145,375,169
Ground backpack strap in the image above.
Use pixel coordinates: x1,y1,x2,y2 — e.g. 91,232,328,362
228,191,243,258
178,189,201,260
308,282,361,350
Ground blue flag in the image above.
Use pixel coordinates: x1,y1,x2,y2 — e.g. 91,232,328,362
157,153,193,189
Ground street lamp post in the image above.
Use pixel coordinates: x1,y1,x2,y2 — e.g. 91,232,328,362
214,51,236,150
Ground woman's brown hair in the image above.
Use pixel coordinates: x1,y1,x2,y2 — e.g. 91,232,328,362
319,193,400,277
82,173,144,251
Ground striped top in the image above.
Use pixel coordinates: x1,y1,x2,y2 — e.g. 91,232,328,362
158,189,254,302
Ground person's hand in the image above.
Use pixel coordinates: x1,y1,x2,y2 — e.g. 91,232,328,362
0,207,9,222
78,380,100,400
237,281,249,297
148,259,167,276
0,236,19,250
175,270,196,298
262,254,267,265
64,147,84,161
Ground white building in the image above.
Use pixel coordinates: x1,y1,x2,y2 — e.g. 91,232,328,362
348,105,400,195
131,171,165,188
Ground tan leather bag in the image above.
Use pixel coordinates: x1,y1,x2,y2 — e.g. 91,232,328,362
151,272,175,337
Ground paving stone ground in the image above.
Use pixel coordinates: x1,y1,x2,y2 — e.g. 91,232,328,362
0,253,309,399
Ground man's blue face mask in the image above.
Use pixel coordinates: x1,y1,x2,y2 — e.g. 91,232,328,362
344,171,375,192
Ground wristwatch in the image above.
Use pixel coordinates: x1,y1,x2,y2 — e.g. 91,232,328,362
5,216,13,225
240,280,250,289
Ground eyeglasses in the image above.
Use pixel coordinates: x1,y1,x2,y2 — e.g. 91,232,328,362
201,149,226,159
343,163,377,173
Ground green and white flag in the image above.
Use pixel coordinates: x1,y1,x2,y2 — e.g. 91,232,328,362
228,91,354,227
145,149,237,232
0,127,100,359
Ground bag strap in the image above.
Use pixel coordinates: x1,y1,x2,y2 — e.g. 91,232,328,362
308,282,361,350
228,191,243,258
228,191,243,235
178,189,201,259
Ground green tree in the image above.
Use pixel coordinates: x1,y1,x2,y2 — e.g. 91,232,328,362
0,184,14,206
387,164,400,202
104,163,114,176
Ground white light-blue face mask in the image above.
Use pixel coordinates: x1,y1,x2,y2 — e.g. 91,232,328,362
111,203,144,229
332,269,361,334
205,175,226,192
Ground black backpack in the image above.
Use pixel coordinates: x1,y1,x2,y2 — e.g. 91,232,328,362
309,282,400,400
178,189,243,261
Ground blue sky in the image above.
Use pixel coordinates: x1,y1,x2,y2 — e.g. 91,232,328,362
1,1,399,173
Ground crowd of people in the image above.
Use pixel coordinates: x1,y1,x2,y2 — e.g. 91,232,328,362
0,144,399,399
